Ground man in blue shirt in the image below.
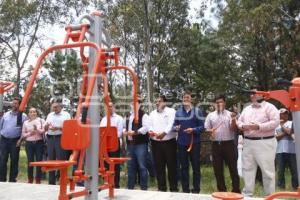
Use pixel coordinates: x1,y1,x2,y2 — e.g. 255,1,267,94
174,91,205,193
0,97,27,182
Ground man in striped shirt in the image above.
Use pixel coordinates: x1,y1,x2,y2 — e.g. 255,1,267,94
205,94,240,193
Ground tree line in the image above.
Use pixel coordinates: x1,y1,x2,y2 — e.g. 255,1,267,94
1,0,299,115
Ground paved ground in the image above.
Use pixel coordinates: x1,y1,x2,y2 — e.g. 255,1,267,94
0,182,264,200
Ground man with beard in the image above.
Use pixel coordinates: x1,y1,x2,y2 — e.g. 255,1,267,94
0,97,27,182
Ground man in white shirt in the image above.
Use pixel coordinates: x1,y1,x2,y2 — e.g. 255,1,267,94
148,95,178,192
275,108,298,190
100,102,123,188
45,100,71,185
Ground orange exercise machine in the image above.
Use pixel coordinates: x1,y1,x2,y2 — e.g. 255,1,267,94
0,81,14,113
18,11,139,200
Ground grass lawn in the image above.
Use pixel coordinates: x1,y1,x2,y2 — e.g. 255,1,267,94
16,149,295,198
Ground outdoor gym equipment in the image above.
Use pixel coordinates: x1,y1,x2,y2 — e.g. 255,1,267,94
248,78,300,200
18,11,139,200
0,81,14,113
212,192,244,200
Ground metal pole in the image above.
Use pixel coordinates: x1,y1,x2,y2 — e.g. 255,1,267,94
85,13,102,200
0,93,3,113
292,111,300,185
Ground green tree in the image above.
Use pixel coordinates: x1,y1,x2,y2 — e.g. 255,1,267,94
107,0,190,106
46,49,83,114
0,0,90,95
212,0,300,91
27,74,52,117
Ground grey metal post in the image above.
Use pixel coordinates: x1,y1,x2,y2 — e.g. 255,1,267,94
84,13,103,200
292,111,300,185
0,93,3,113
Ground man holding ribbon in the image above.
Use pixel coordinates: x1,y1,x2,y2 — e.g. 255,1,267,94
205,94,240,193
174,90,205,193
148,95,178,192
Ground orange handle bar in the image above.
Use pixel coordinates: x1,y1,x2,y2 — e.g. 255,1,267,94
0,81,14,94
101,73,111,128
255,90,291,110
265,190,300,200
107,66,139,124
19,42,100,112
81,51,103,123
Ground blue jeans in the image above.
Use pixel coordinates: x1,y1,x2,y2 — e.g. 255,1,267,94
0,136,20,182
127,143,148,190
276,153,298,189
178,142,201,193
25,140,44,180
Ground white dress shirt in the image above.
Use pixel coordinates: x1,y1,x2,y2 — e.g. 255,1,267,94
46,110,71,135
148,106,176,141
100,113,124,138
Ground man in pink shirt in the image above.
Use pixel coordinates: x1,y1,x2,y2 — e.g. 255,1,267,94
205,94,240,193
237,91,279,196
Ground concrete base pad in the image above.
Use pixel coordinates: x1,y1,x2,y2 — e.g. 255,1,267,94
0,182,263,200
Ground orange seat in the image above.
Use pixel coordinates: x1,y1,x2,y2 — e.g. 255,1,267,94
99,126,119,152
31,160,76,171
30,120,90,170
98,126,130,198
212,192,243,200
30,119,90,200
107,157,130,163
61,119,90,150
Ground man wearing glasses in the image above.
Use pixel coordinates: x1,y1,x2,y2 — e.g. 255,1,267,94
237,90,279,196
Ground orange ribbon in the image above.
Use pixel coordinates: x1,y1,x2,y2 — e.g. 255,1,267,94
187,134,194,152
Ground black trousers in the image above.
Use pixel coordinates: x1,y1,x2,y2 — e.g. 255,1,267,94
25,140,44,180
212,140,240,193
276,153,298,189
178,142,201,193
46,135,67,185
0,136,20,182
151,138,178,192
107,139,121,188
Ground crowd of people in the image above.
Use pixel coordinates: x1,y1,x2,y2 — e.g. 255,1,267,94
0,90,298,197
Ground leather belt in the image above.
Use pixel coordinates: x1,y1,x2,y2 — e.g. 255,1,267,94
244,136,274,140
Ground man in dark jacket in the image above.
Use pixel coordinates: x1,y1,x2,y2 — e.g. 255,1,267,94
174,91,205,193
125,102,149,190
